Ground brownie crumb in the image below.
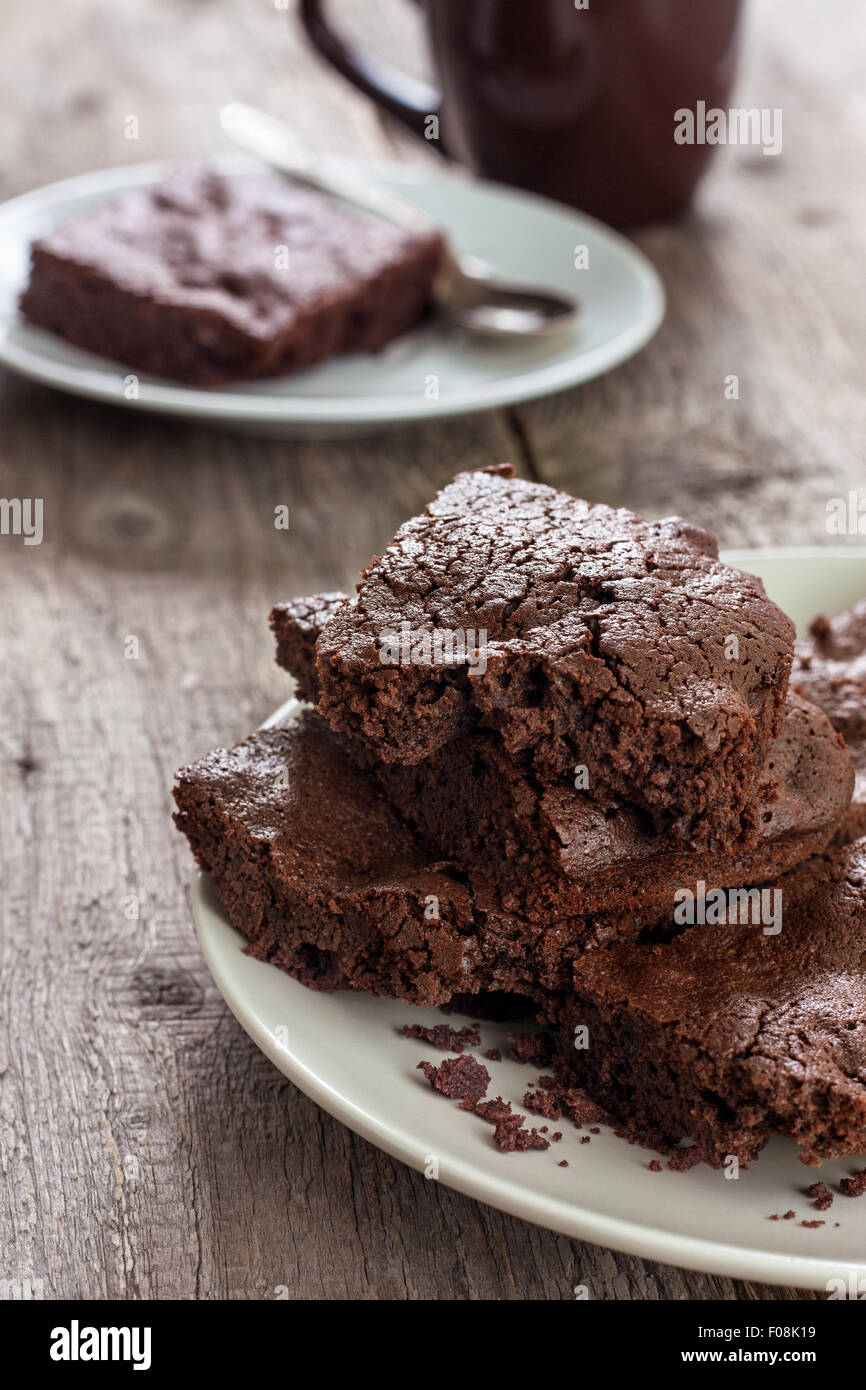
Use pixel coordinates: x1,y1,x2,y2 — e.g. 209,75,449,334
839,1167,866,1198
505,1031,556,1068
503,1125,550,1153
474,1095,549,1152
551,1132,562,1142
805,1180,834,1211
475,1095,514,1125
768,1213,780,1221
543,1072,606,1126
402,1021,481,1052
521,1069,607,1131
801,1220,825,1229
418,1054,490,1111
667,1146,703,1172
782,1209,796,1220
648,1160,663,1172
560,1088,606,1128
558,1160,569,1168
580,1135,591,1145
484,1048,502,1062
523,1087,562,1120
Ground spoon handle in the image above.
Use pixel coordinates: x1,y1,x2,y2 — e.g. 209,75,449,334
219,103,442,238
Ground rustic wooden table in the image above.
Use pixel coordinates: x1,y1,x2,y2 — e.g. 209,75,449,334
2,0,864,1301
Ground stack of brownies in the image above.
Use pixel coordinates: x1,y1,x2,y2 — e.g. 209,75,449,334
175,465,866,1168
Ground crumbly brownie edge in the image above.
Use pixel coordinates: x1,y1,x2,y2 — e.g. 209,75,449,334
273,595,851,916
172,718,660,1005
172,766,483,1008
381,692,853,925
551,992,772,1166
269,594,347,704
174,760,652,1004
551,842,866,1166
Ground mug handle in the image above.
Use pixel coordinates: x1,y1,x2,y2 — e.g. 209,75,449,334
298,0,445,146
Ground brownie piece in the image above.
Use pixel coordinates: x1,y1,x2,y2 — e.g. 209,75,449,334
173,710,472,1007
380,693,852,918
19,166,444,386
792,600,866,844
551,838,866,1167
172,711,655,1007
271,593,347,703
271,594,853,916
312,466,795,847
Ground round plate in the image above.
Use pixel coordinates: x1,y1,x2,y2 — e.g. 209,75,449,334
192,548,866,1289
0,154,664,437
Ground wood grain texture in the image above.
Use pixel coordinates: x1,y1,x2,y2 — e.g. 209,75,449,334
1,0,862,1301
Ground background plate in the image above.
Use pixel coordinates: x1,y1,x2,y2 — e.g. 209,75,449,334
192,548,866,1289
0,154,664,437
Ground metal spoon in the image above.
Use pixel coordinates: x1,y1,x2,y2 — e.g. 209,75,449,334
219,102,578,339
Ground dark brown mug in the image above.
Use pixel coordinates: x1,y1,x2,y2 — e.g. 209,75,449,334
299,0,743,228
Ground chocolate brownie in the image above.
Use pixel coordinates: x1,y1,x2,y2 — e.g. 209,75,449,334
379,693,852,918
312,466,795,847
19,166,444,386
172,711,657,1007
270,590,344,699
271,593,347,703
793,600,866,843
551,838,866,1167
271,593,853,917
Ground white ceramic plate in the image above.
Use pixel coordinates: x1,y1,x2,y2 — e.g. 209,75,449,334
192,548,866,1291
0,154,664,437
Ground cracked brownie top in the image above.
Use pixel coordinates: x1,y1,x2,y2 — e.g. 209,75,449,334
314,465,796,845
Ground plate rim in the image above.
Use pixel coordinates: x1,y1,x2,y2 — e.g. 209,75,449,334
0,154,666,426
189,547,866,1292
